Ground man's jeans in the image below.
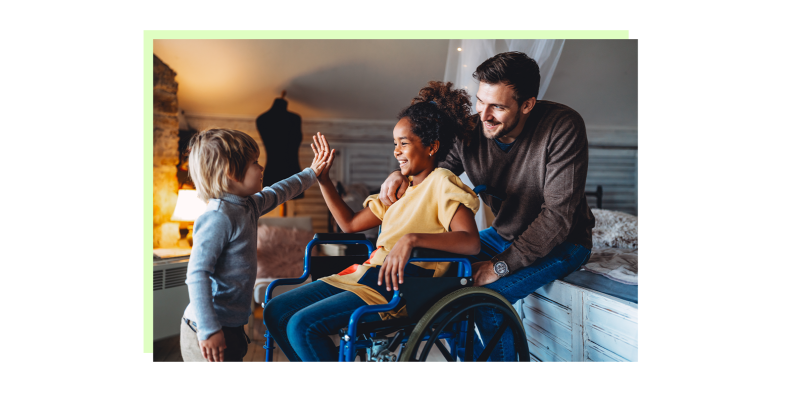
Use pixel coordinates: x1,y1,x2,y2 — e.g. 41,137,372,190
464,227,591,361
262,280,382,361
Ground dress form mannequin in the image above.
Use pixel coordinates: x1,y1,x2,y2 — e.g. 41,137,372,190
256,91,304,199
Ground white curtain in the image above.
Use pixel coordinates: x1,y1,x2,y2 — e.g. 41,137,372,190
444,39,566,230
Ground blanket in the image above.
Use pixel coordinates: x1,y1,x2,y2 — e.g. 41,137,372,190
583,247,638,285
582,209,638,285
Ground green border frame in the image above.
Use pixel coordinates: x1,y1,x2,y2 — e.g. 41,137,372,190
143,30,629,353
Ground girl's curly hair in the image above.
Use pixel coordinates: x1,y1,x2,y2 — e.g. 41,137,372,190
397,81,473,162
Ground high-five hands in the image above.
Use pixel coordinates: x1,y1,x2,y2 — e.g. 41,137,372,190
311,132,336,183
310,132,335,178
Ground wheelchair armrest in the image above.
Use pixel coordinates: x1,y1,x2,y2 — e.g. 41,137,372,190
313,233,367,241
410,247,473,277
410,247,470,260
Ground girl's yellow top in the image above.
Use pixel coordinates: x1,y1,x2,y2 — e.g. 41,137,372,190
319,168,479,319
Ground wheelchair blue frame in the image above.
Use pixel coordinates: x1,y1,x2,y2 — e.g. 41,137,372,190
264,184,487,362
263,237,376,362
338,255,472,361
263,236,473,362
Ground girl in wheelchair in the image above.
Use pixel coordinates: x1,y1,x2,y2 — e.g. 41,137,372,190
263,81,481,361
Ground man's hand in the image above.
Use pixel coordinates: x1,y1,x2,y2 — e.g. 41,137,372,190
199,330,227,362
471,261,500,287
378,171,409,207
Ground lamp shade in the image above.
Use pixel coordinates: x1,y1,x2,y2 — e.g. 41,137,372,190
171,189,207,222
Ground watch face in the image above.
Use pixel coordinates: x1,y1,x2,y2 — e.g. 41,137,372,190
494,261,508,276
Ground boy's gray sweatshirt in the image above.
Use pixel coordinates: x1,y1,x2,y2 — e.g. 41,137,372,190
183,168,316,340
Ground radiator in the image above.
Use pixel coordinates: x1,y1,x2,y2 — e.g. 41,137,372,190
153,257,190,341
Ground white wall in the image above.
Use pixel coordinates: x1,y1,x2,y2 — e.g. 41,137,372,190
543,40,638,215
544,39,638,147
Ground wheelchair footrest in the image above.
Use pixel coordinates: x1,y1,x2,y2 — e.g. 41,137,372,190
344,317,416,338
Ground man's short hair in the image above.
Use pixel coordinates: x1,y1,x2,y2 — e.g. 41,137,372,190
187,128,260,202
472,51,540,104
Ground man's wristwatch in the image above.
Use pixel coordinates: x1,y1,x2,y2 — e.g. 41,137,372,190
493,260,510,278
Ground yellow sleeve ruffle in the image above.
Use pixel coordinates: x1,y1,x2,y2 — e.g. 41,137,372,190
363,194,388,220
436,171,480,230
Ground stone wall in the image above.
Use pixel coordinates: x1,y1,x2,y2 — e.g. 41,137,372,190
153,55,180,248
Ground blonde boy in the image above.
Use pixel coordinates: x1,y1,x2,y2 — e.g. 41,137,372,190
180,128,330,362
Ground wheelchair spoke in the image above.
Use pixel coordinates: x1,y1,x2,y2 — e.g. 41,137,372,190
434,339,455,362
418,304,467,361
418,327,439,361
464,307,476,362
399,287,530,362
477,321,509,362
387,330,405,352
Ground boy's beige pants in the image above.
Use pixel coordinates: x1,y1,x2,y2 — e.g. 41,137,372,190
180,318,249,362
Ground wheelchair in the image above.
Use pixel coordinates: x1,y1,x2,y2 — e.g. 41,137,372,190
262,230,531,362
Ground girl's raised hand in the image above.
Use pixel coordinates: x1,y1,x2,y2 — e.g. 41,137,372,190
311,132,336,185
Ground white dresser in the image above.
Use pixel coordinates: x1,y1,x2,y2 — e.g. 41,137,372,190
518,279,638,362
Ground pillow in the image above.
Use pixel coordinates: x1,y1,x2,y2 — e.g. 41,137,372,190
591,208,638,249
256,223,315,279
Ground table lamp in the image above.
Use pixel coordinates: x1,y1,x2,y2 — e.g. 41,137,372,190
171,189,207,247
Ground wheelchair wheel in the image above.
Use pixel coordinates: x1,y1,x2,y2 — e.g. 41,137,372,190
399,287,529,361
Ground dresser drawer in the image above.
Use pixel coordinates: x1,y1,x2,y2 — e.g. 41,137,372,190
522,291,574,362
523,319,572,361
534,280,573,307
523,298,573,344
584,293,637,342
585,323,637,361
583,291,637,361
524,292,572,328
585,340,630,362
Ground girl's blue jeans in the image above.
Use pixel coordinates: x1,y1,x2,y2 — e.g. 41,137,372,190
463,227,592,361
262,280,382,361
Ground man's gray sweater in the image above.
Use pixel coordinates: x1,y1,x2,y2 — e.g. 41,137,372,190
440,101,595,274
183,168,317,341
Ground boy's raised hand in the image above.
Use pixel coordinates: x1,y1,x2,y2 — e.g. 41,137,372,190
311,132,336,185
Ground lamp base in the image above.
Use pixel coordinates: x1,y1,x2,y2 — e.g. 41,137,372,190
177,225,194,248
187,224,194,247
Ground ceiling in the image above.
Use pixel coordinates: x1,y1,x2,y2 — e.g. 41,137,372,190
153,39,450,120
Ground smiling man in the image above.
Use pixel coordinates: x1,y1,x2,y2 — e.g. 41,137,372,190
379,51,596,361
